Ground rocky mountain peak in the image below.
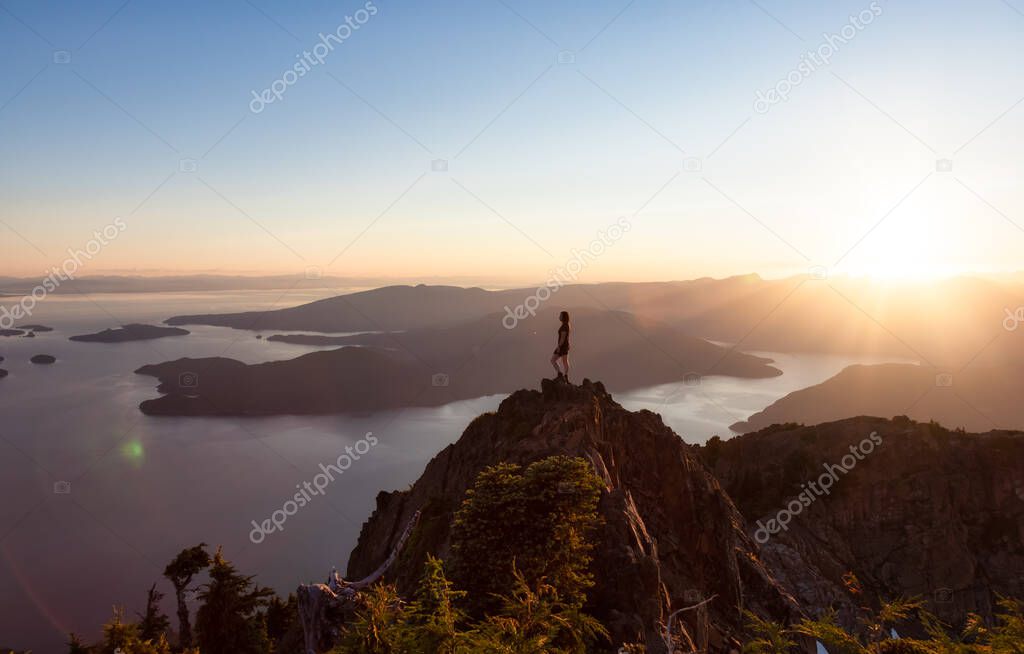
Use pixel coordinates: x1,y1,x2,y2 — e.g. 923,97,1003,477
342,378,800,653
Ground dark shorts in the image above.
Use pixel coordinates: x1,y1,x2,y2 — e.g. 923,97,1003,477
554,345,569,357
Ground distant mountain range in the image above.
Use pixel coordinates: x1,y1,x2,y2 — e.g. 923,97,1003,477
165,275,1024,365
0,274,515,295
144,275,1024,428
136,308,780,416
732,360,1024,433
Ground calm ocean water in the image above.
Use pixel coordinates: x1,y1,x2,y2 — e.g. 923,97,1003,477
0,290,904,651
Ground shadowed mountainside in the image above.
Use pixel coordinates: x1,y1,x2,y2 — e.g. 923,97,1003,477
135,308,780,416
731,361,1024,433
700,416,1024,629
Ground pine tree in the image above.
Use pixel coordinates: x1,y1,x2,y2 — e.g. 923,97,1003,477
450,456,604,618
194,547,275,654
67,633,90,654
98,606,172,654
101,606,138,654
266,593,300,652
741,611,796,654
465,567,607,654
137,583,170,643
338,583,405,653
162,543,210,650
395,555,469,653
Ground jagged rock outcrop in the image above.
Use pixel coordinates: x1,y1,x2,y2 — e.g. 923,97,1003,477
301,382,1024,651
701,416,1024,631
345,379,802,652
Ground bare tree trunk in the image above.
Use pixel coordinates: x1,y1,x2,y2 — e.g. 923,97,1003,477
174,586,193,649
298,510,421,654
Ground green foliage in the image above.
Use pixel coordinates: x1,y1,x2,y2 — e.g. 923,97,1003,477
266,593,300,648
338,561,608,654
162,542,212,590
988,598,1024,653
745,593,1024,654
757,422,803,437
792,609,867,654
874,641,931,654
742,611,796,654
464,567,607,654
340,459,608,654
337,583,406,654
701,435,724,467
194,548,275,654
67,633,90,654
136,583,170,643
393,555,470,653
450,456,604,616
98,606,172,654
339,567,612,654
69,544,292,654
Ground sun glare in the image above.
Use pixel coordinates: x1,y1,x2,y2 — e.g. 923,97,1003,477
839,260,962,282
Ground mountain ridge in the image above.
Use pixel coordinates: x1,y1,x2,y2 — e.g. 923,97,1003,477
324,380,1024,652
343,378,801,652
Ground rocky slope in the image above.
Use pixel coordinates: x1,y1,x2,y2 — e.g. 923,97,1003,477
335,382,1024,652
701,416,1024,629
344,379,801,652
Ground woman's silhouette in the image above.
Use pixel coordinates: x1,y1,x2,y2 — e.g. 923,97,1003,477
550,311,571,382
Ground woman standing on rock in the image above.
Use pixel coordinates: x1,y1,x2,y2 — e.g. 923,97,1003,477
550,311,571,383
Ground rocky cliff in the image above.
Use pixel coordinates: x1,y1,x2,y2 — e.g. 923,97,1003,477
701,416,1024,631
345,379,801,652
330,383,1024,652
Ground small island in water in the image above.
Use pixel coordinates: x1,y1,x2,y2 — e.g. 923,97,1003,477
70,323,190,343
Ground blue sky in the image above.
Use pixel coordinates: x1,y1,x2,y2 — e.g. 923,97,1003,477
1,0,1022,283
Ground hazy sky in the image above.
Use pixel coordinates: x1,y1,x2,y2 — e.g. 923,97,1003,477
1,0,1021,283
